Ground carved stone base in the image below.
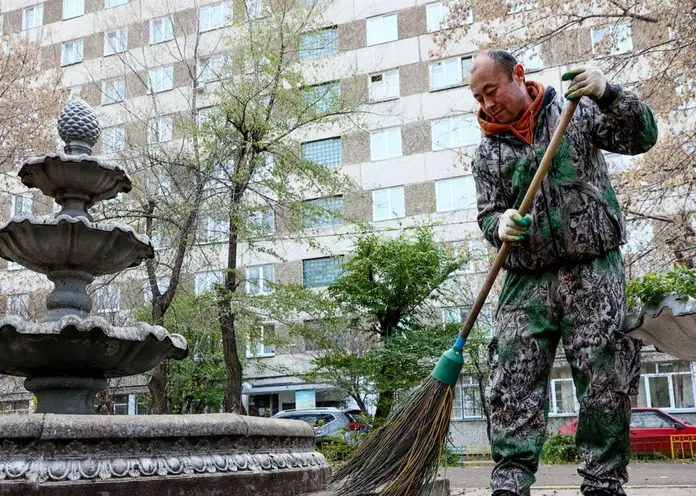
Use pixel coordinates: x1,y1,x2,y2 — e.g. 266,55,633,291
0,413,330,495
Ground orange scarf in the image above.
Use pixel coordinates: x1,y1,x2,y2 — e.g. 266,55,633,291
478,81,546,145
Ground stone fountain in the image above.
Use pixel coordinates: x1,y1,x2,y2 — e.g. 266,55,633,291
0,100,328,495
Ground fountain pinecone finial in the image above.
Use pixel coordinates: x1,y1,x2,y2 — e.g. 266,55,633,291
57,99,101,155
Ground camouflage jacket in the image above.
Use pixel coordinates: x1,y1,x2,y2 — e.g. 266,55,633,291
472,85,658,272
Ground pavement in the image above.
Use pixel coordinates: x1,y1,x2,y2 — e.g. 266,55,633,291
440,462,696,495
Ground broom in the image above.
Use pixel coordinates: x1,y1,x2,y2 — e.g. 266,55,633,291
331,99,580,496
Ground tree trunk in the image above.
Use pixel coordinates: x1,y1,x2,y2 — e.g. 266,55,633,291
374,389,394,424
148,303,170,414
217,223,246,414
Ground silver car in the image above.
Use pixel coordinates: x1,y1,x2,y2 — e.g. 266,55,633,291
272,407,370,444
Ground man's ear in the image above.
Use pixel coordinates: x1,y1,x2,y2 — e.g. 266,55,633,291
512,63,526,83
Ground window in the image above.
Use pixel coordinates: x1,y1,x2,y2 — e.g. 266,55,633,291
249,205,275,236
303,256,344,288
372,186,405,221
302,138,342,167
369,69,400,102
366,13,397,46
370,127,402,161
61,39,84,66
430,56,473,90
246,264,275,295
458,238,489,274
101,125,125,154
197,54,227,83
603,151,633,174
305,196,343,228
630,410,680,429
431,114,480,150
12,192,33,217
101,78,125,105
636,362,695,410
246,324,276,358
0,14,4,36
506,0,537,14
63,0,84,19
148,116,173,143
105,0,127,7
195,270,224,295
67,86,82,100
22,4,44,30
199,2,232,32
442,304,493,335
451,376,483,419
197,107,216,128
7,294,30,318
427,1,472,32
150,16,174,44
198,215,229,243
94,284,120,314
104,28,128,56
303,82,340,113
299,27,338,60
551,378,579,415
149,66,174,93
591,23,633,56
518,45,543,72
436,176,477,212
245,0,263,18
144,277,170,301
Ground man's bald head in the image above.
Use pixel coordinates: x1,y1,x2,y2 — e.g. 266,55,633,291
470,49,533,124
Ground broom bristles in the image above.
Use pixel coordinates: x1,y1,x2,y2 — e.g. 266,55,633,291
331,375,455,496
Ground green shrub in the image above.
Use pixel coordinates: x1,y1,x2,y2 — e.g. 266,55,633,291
317,433,364,467
540,434,580,464
626,266,696,310
440,446,462,467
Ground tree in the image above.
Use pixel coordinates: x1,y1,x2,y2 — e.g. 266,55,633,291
197,0,362,413
133,293,225,414
437,0,695,273
0,36,62,174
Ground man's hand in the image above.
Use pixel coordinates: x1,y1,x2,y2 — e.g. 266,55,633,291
562,67,607,102
499,209,532,243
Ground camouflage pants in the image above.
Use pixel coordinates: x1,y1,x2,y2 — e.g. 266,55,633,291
487,250,641,496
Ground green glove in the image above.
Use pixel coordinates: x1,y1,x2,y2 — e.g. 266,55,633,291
562,66,608,102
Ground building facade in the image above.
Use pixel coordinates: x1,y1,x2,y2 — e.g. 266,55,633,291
0,0,694,449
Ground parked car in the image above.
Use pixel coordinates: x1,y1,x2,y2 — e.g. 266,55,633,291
272,407,370,444
558,407,696,458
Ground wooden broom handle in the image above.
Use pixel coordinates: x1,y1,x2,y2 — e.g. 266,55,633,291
459,100,579,341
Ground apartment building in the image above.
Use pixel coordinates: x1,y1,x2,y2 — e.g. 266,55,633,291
0,0,693,449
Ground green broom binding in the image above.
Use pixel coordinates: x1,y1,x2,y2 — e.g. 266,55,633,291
331,100,579,496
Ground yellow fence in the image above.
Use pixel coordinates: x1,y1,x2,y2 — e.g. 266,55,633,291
670,434,696,460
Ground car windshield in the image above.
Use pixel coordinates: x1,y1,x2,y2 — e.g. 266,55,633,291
284,413,336,427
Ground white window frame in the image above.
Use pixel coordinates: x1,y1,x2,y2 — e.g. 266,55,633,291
104,28,128,56
370,127,402,161
638,363,696,411
435,176,477,212
369,69,400,103
61,39,84,66
550,378,580,416
245,0,263,19
101,125,125,154
149,16,174,45
366,12,398,46
101,77,125,105
246,324,276,358
426,1,472,32
372,186,405,221
431,114,480,151
198,215,229,244
199,2,232,32
506,0,537,14
22,4,44,31
144,276,170,301
451,376,484,420
430,55,473,91
245,264,275,295
194,270,224,295
197,54,227,83
63,0,84,20
299,27,339,60
148,66,174,94
148,116,173,143
518,45,543,72
105,0,127,7
67,86,82,100
248,205,275,236
11,192,33,218
591,23,633,56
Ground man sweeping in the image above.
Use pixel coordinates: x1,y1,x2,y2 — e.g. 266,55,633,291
470,50,658,496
